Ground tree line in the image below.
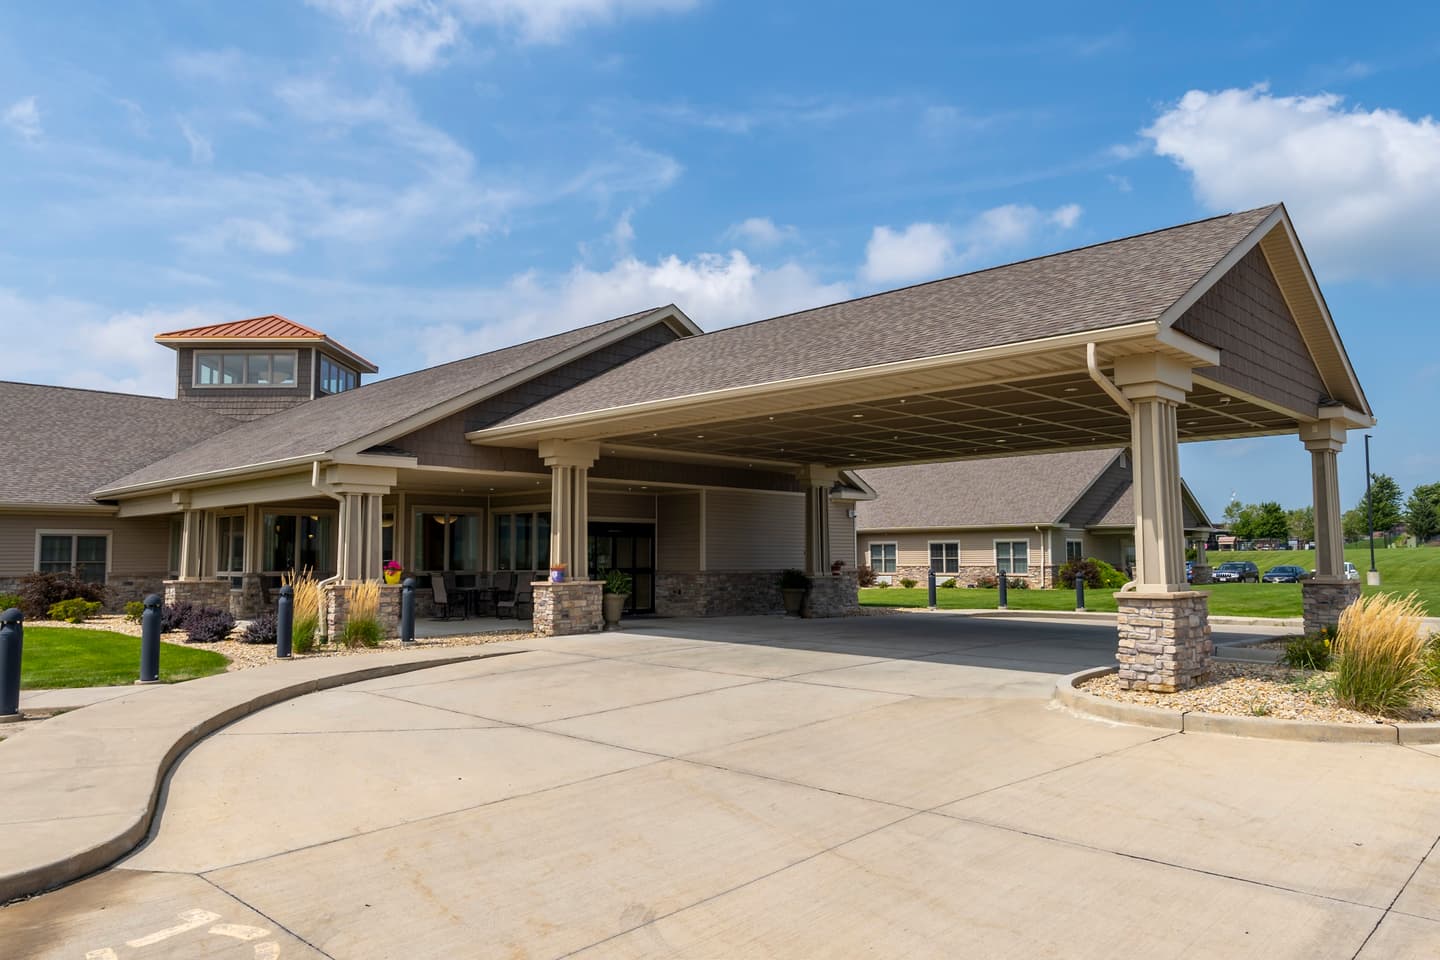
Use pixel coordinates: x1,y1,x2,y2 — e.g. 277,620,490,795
1221,475,1440,545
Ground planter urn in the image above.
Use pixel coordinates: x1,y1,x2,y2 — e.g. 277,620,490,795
781,588,806,617
602,592,626,629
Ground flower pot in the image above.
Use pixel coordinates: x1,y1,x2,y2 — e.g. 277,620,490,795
602,592,626,629
782,588,806,617
383,570,402,585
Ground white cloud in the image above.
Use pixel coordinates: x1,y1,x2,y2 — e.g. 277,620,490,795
4,96,42,143
177,118,214,164
182,217,297,256
309,0,697,69
1145,85,1440,277
861,203,1083,284
723,216,797,248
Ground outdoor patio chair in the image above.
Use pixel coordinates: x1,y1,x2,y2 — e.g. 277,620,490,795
494,570,520,618
472,571,496,616
429,576,463,620
514,577,535,620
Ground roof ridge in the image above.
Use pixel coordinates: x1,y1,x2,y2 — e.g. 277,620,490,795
686,205,1281,339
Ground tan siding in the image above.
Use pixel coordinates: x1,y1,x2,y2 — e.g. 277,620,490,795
706,490,804,570
860,529,1044,570
0,514,172,577
829,500,856,568
656,493,700,571
590,492,656,520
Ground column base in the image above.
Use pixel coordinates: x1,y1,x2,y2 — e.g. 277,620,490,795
1302,578,1362,636
802,573,860,618
162,579,231,611
1189,564,1212,585
533,580,603,637
1114,590,1212,693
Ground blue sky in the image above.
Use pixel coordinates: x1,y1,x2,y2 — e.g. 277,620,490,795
2,1,1438,519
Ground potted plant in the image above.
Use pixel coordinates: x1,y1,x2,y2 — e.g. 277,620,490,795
778,568,810,617
383,560,403,585
602,568,632,629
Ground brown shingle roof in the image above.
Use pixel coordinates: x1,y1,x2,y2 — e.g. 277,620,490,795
95,308,666,495
486,206,1278,429
0,382,237,505
855,450,1122,529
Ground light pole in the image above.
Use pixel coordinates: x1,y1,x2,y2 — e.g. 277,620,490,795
1364,433,1380,586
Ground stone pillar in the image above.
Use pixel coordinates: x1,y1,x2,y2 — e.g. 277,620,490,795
532,580,602,637
1191,539,1211,585
1111,354,1211,691
1300,418,1358,634
800,465,839,577
540,440,599,582
802,571,859,618
162,578,230,611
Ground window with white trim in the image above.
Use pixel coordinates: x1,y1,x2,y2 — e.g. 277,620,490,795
928,541,959,573
195,351,297,387
37,532,109,582
318,355,358,395
995,540,1029,575
868,542,897,573
1066,539,1084,562
216,515,245,580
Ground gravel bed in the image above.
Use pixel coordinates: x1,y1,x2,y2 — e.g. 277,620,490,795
1080,660,1440,724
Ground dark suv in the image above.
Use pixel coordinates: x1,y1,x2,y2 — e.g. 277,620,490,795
1212,560,1260,583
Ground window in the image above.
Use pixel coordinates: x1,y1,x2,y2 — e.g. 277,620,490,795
195,351,297,387
1066,539,1084,562
318,355,358,395
928,541,959,574
995,540,1029,575
216,515,245,579
168,517,183,577
263,513,335,575
868,542,897,573
413,511,483,572
493,512,551,571
36,532,109,582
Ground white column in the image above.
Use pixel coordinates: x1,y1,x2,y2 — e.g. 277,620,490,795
1300,419,1347,579
540,440,600,580
362,493,384,581
800,466,839,577
1115,354,1192,593
178,507,205,581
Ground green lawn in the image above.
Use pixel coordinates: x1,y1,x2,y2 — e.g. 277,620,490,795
861,546,1440,618
20,627,231,689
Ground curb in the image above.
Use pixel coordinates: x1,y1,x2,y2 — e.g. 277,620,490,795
0,648,523,905
1053,667,1440,744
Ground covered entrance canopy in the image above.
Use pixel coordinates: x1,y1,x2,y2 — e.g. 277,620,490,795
469,204,1373,691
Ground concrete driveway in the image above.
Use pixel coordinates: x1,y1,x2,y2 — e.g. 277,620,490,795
6,614,1440,959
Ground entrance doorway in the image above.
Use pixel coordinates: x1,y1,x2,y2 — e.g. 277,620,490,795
588,521,655,614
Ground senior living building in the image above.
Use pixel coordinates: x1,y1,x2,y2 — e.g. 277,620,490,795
0,204,1373,690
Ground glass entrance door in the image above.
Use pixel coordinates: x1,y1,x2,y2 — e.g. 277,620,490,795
587,522,655,614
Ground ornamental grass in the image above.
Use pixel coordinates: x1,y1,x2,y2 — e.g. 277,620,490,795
284,568,322,654
339,579,383,649
1331,592,1428,715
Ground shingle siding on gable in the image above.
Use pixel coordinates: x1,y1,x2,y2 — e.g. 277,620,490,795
1174,246,1327,416
175,345,318,421
1062,454,1128,528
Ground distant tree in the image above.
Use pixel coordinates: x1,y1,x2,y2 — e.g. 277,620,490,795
1363,473,1404,536
1405,483,1440,544
1226,501,1262,540
1253,501,1290,540
1342,507,1369,543
1286,506,1315,543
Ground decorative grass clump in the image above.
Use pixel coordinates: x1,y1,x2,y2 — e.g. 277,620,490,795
1281,630,1333,671
1331,592,1428,715
285,568,322,654
338,579,383,649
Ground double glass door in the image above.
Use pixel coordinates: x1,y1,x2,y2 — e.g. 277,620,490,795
587,522,654,614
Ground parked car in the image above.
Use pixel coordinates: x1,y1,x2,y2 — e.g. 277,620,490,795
1185,560,1194,583
1261,565,1307,583
1212,560,1260,583
1344,561,1360,581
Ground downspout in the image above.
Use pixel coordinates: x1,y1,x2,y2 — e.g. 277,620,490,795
1087,343,1138,592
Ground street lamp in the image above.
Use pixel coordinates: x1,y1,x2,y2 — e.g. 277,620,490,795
1364,433,1380,586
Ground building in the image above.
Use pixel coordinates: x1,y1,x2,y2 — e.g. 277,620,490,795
856,449,1213,586
0,204,1375,690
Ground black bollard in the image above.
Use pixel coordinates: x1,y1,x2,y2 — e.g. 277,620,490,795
276,585,294,660
927,569,937,609
400,578,416,645
1075,576,1086,612
0,607,22,720
138,594,161,684
997,569,1008,610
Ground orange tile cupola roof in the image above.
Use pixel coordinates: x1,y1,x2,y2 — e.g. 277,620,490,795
154,314,378,372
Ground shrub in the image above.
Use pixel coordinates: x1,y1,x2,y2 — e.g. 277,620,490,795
974,573,999,589
899,577,918,590
0,592,21,612
285,568,321,653
778,568,810,590
605,568,635,596
161,601,194,633
1058,558,1128,591
18,572,106,621
240,610,278,645
939,578,957,589
873,579,890,589
1331,592,1428,715
1007,576,1029,590
1282,631,1333,671
124,600,146,623
184,606,236,644
338,580,383,649
47,598,102,623
855,565,876,588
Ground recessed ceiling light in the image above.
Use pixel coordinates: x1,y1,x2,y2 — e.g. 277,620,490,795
852,413,864,419
995,439,1006,443
1064,387,1079,393
768,416,775,420
696,434,705,439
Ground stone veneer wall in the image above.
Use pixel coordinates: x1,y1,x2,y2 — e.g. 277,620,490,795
1189,564,1213,586
533,580,602,637
234,574,267,619
163,579,232,611
802,572,859,618
655,571,785,617
1301,579,1362,636
1114,590,1213,693
891,565,1056,589
323,581,403,641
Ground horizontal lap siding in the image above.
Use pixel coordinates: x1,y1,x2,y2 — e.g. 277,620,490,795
656,493,700,571
590,492,656,520
706,490,804,571
0,514,172,576
830,500,856,568
860,530,1043,569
